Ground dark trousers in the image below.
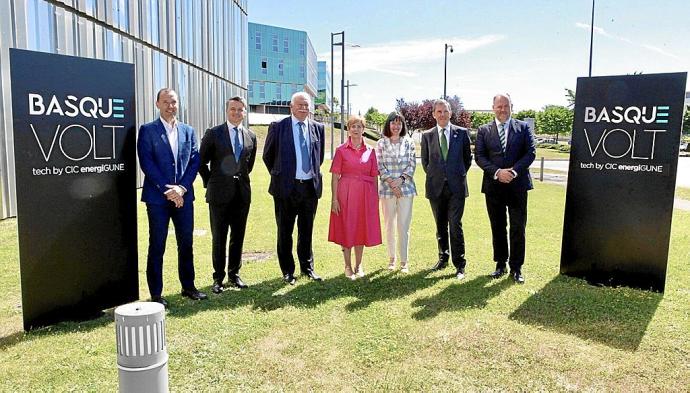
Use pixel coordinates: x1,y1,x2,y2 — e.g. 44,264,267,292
146,202,195,297
428,183,467,270
209,194,250,282
273,180,318,276
485,191,528,271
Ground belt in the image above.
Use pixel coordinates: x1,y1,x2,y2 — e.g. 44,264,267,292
340,174,375,184
294,178,313,184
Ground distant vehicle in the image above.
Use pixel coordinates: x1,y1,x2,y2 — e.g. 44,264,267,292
535,137,557,144
680,142,688,151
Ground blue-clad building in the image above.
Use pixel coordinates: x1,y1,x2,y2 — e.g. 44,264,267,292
316,60,332,110
248,23,318,114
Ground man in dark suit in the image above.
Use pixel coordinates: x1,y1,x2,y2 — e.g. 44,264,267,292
475,93,536,283
137,88,207,307
263,92,325,285
199,96,257,294
420,99,473,280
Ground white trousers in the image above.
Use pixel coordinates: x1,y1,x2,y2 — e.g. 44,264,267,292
380,196,414,262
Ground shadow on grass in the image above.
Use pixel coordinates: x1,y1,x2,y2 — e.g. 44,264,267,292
0,309,114,350
509,275,662,351
166,268,449,319
411,275,513,320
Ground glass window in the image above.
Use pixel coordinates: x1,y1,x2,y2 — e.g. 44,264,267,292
278,60,284,76
276,84,282,101
149,0,160,46
299,42,305,55
300,64,305,79
261,58,267,75
283,37,289,53
259,83,265,99
272,34,278,52
27,0,57,52
248,82,253,98
255,31,261,50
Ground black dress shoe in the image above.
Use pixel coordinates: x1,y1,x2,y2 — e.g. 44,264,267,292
301,270,322,281
512,271,525,284
151,296,168,308
432,260,448,271
283,274,296,285
181,287,208,300
211,280,224,294
490,266,507,278
229,275,248,289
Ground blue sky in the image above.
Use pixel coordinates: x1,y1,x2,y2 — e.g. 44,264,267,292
249,0,690,114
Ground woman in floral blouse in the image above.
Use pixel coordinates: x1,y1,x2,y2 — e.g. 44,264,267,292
375,112,417,273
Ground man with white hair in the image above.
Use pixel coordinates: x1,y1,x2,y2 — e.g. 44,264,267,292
263,92,325,285
475,93,536,283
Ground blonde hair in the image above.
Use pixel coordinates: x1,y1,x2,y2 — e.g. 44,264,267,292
347,115,366,129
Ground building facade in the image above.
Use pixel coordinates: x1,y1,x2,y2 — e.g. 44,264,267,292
247,22,317,114
0,0,248,218
316,60,331,111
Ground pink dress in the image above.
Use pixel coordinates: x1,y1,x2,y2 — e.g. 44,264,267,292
328,140,382,248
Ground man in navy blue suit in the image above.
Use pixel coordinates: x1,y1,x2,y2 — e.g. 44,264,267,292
475,93,536,283
137,88,207,307
421,99,473,280
263,92,325,285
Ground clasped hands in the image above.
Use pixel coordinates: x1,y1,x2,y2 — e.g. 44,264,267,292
497,168,517,184
164,184,185,208
386,177,404,198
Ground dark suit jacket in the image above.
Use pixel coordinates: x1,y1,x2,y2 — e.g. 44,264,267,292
137,118,199,205
262,116,325,199
199,123,257,204
420,124,472,199
474,118,536,194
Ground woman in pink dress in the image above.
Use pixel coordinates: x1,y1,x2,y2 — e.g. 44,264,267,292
329,115,382,279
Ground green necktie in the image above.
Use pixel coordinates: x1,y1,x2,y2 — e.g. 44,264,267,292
440,128,448,160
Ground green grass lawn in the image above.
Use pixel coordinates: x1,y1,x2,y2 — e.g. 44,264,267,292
0,165,689,390
535,147,571,160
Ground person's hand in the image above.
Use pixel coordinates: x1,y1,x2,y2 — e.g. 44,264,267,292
164,185,184,208
331,199,341,214
393,187,403,198
497,169,516,184
388,178,403,188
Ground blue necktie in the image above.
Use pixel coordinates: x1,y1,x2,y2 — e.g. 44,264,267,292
233,127,242,162
298,122,311,173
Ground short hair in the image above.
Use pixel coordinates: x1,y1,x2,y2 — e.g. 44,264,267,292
347,115,366,130
290,91,311,105
156,87,177,102
432,99,451,111
382,111,408,137
492,93,512,106
226,96,247,110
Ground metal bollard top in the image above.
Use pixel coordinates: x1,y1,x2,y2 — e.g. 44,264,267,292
114,302,168,369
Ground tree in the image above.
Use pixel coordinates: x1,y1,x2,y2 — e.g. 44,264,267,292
536,105,574,138
470,112,494,129
683,105,690,135
564,88,576,109
395,95,471,131
514,109,537,120
364,107,387,130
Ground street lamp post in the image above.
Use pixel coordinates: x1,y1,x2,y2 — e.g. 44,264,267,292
330,32,344,158
588,0,595,77
443,43,454,100
330,33,360,154
345,80,358,119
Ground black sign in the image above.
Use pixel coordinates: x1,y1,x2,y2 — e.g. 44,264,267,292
561,72,687,292
10,49,138,329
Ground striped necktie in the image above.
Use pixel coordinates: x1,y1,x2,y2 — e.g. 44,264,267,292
498,123,506,152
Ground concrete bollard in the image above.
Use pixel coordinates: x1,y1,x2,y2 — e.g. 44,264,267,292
114,302,169,393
